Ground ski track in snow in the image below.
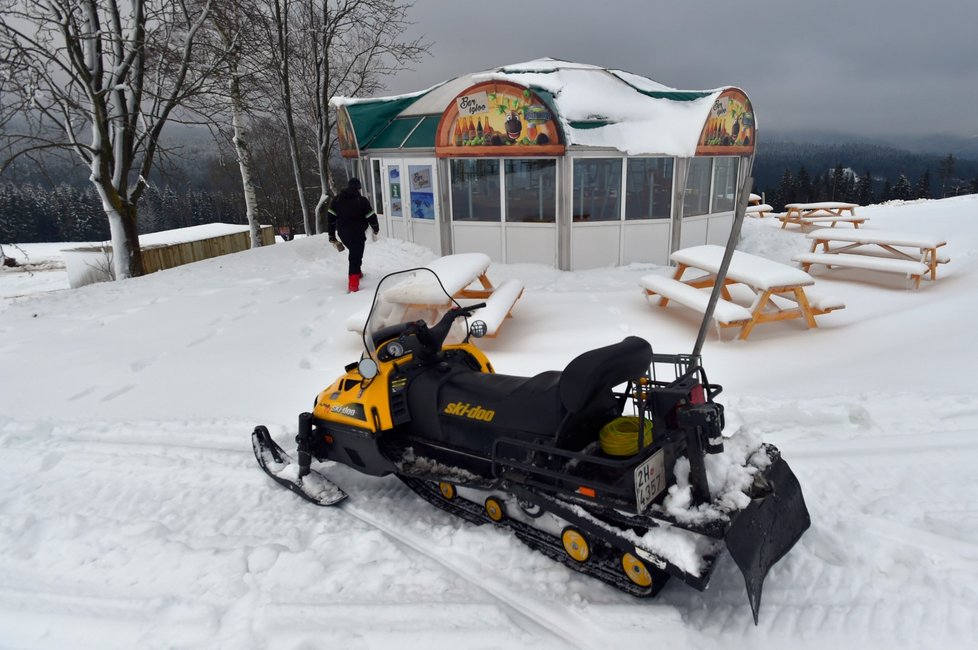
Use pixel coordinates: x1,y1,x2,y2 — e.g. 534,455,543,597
1,400,977,648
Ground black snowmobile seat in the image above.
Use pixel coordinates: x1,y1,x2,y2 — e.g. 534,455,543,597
409,336,653,456
428,369,564,455
553,336,653,450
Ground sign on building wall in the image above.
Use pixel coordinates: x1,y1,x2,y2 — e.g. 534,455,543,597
388,166,402,217
695,89,755,156
436,81,565,157
408,165,435,220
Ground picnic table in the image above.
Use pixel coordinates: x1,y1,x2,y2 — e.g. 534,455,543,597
794,228,948,289
346,253,524,338
639,244,844,340
778,202,865,229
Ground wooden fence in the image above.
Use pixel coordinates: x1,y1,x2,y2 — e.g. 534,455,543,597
141,226,275,275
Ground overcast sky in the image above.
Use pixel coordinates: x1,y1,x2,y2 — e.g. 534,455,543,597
384,0,978,140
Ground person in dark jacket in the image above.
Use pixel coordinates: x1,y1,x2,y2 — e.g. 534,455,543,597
327,177,379,293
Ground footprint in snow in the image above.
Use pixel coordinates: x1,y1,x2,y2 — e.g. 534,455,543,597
68,386,97,401
39,452,63,472
187,331,216,347
130,357,155,372
102,384,135,402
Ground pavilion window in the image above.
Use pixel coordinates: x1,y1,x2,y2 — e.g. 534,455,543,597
504,159,556,223
450,159,501,222
711,157,739,213
683,158,713,218
573,158,622,222
625,158,673,220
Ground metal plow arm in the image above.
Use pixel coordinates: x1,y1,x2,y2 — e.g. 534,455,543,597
252,426,348,506
724,454,811,624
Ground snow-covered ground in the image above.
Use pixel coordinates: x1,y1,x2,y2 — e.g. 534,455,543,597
2,196,977,649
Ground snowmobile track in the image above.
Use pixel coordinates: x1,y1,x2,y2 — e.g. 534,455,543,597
398,476,656,598
341,499,597,649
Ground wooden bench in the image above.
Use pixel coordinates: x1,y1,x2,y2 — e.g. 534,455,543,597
466,278,524,337
778,214,868,229
746,203,773,218
793,252,930,289
640,275,752,328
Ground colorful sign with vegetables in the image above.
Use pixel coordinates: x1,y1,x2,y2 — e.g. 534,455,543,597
695,89,755,156
337,106,359,158
436,81,564,157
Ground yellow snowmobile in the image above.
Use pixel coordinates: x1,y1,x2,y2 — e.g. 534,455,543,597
252,266,810,623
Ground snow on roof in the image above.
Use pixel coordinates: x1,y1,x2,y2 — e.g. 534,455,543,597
59,223,257,253
332,57,734,157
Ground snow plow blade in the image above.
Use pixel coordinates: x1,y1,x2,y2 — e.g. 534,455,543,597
251,426,347,506
724,455,810,624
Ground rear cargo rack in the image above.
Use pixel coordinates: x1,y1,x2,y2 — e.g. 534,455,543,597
490,437,656,507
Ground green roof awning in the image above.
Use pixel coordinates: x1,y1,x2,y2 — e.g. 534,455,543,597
366,117,422,149
345,94,426,150
402,115,441,148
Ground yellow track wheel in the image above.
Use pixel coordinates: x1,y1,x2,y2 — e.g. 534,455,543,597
621,552,653,588
438,482,457,500
484,497,505,522
561,527,590,563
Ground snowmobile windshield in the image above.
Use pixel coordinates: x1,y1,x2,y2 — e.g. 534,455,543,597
362,268,469,362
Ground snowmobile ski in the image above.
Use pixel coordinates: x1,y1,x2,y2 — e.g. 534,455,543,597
252,425,347,506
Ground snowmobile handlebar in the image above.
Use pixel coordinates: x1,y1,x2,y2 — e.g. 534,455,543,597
414,302,487,359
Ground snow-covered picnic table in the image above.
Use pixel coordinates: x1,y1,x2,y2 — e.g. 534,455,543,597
347,253,524,338
778,202,865,229
640,244,844,340
794,228,948,288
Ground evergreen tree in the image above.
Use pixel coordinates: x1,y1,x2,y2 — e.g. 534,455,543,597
938,154,955,198
796,166,812,203
812,173,828,201
857,170,873,205
879,179,893,203
914,170,932,199
775,169,796,210
843,170,858,203
892,174,912,201
829,163,846,200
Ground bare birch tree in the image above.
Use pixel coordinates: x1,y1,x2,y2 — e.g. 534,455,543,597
206,0,266,248
0,0,223,279
264,0,313,236
294,0,428,234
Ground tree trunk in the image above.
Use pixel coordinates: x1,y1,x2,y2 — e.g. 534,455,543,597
103,196,142,280
273,0,312,236
230,73,262,248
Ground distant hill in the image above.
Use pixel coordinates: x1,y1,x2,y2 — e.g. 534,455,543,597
762,130,978,159
752,134,978,200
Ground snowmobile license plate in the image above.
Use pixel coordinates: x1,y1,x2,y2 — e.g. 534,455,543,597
634,449,665,514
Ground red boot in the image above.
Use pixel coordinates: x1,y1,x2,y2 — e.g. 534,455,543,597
348,273,360,293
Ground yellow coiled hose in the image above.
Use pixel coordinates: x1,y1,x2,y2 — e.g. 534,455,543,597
599,416,653,457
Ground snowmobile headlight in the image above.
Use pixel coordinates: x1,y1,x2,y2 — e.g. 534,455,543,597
469,320,488,338
358,357,378,379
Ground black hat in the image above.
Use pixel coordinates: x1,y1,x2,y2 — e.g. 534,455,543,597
348,177,362,191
